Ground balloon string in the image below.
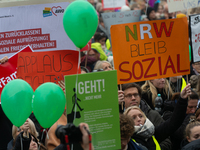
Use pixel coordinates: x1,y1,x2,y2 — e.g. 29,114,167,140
20,133,23,150
41,129,46,142
73,49,80,124
39,129,46,150
46,130,49,139
145,0,149,16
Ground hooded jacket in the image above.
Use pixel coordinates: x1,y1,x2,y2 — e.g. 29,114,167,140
181,138,200,150
91,43,107,61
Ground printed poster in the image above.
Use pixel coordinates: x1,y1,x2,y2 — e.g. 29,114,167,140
17,50,79,91
111,17,190,84
65,70,121,150
0,2,76,59
189,13,200,63
0,45,33,102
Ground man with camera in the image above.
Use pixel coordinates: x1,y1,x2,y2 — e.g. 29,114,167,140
54,123,94,150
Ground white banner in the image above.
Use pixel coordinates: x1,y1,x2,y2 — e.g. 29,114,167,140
0,2,76,59
167,0,200,13
189,13,200,63
102,0,126,10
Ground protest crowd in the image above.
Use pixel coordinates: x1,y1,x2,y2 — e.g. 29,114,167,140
1,0,200,150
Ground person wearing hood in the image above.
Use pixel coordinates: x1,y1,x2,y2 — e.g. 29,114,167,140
90,42,107,61
124,84,191,150
80,42,107,72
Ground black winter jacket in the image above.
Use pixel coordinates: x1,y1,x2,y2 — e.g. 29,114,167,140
132,96,188,150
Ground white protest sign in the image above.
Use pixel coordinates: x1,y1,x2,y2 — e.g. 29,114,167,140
167,0,200,13
0,2,76,59
0,0,74,8
101,10,141,43
189,14,200,63
102,0,126,10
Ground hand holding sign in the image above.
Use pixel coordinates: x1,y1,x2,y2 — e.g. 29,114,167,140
1,79,33,127
32,82,66,128
63,0,98,48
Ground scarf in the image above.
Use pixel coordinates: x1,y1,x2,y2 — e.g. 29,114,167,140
134,118,155,139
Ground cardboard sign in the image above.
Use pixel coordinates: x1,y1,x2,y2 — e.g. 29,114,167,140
189,14,200,63
102,10,141,44
65,70,121,150
102,0,126,10
17,50,79,91
167,0,200,13
111,17,190,84
0,45,33,102
0,2,76,59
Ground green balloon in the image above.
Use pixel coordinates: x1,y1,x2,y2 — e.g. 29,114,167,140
32,82,66,128
1,79,33,127
63,0,98,48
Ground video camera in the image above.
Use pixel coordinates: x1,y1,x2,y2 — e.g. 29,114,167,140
55,123,83,144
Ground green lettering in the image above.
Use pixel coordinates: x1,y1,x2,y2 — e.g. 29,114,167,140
125,25,138,42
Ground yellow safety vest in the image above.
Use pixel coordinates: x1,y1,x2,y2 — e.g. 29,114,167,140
181,78,187,92
132,136,161,150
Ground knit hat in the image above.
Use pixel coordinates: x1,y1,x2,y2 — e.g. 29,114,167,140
94,32,107,42
147,7,155,20
91,42,107,61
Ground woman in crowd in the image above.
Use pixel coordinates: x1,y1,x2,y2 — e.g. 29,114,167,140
93,60,112,71
8,118,46,150
141,78,173,110
181,118,200,149
124,84,191,150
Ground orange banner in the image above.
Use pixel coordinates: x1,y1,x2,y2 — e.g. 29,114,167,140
111,17,190,84
17,50,80,91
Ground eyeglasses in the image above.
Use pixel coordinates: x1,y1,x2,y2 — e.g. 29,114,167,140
124,93,139,99
187,106,197,109
194,62,200,65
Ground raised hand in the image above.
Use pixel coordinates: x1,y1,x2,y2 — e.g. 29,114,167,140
118,90,124,105
180,83,191,99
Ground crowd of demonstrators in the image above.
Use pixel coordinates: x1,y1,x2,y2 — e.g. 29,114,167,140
124,84,190,150
119,83,172,150
1,0,200,150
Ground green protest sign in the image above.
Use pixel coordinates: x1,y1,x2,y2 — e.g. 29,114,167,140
65,70,121,150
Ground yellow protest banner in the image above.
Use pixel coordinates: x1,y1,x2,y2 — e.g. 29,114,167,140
111,17,190,84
